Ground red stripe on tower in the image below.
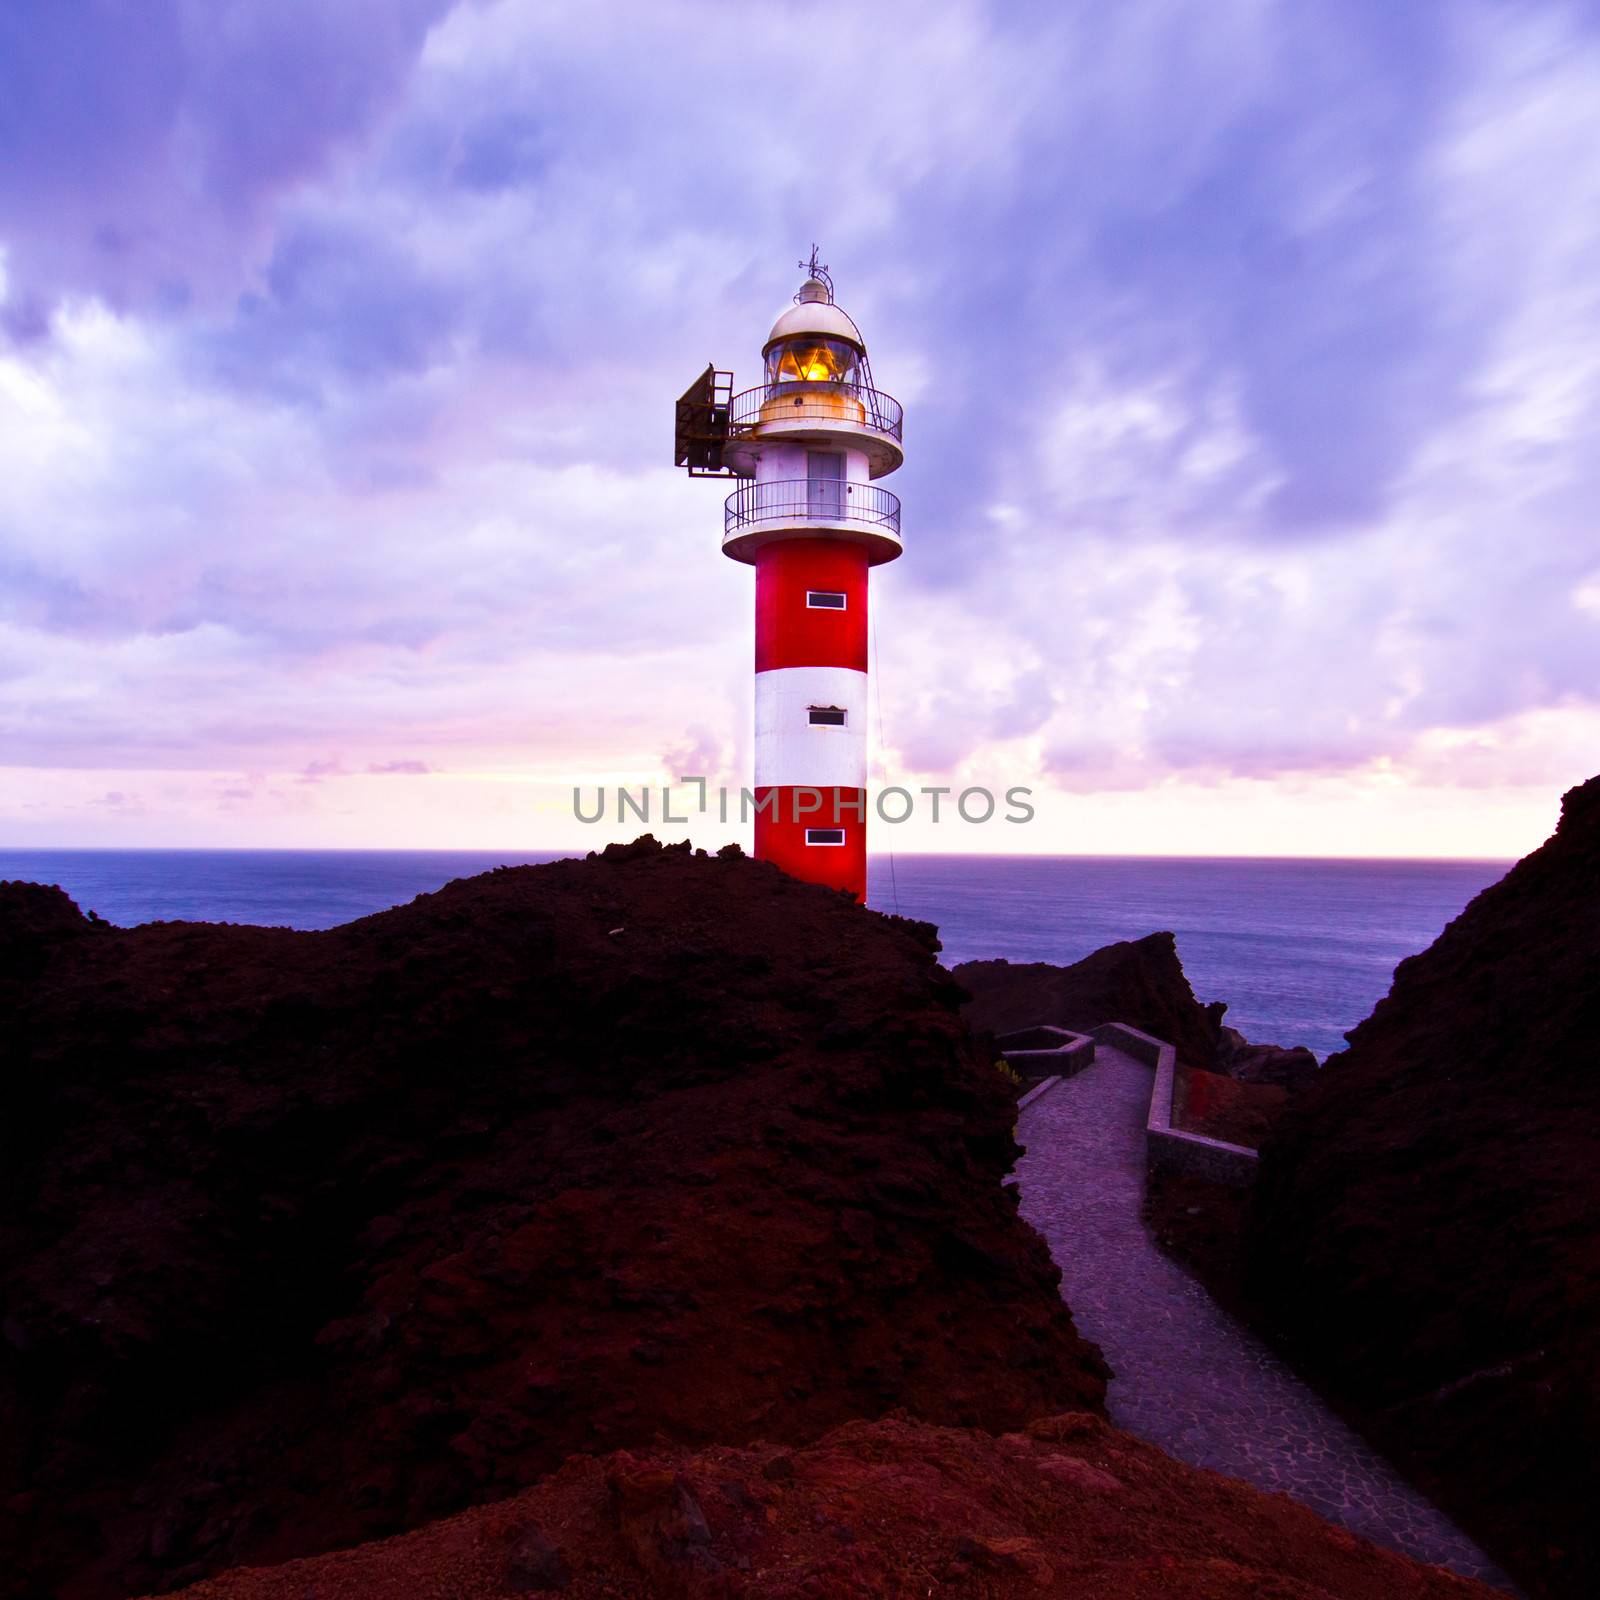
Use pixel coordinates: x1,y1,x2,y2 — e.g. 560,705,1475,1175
754,788,867,895
754,539,867,673
678,255,903,903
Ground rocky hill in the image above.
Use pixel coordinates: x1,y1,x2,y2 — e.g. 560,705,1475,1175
1249,776,1600,1598
954,932,1224,1066
0,839,1513,1600
955,931,1316,1091
148,1411,1501,1600
0,840,1105,1600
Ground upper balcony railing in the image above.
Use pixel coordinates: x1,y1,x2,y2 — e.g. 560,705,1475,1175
724,478,901,538
728,381,904,442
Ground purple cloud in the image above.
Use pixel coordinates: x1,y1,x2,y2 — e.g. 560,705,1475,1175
2,0,1599,828
0,0,455,320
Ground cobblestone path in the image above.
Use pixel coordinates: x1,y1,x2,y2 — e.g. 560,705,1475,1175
1016,1043,1513,1590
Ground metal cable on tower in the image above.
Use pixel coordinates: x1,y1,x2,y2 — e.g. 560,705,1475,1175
870,595,901,917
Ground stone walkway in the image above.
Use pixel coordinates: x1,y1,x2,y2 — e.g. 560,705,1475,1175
1015,1043,1513,1591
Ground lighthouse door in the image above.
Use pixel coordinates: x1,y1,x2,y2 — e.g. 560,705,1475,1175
807,451,845,521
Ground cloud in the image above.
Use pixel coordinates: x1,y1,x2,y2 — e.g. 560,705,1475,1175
0,0,457,322
2,0,1599,843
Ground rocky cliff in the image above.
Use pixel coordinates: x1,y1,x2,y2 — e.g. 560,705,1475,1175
954,932,1224,1067
1249,776,1600,1598
955,930,1317,1092
0,840,1105,1600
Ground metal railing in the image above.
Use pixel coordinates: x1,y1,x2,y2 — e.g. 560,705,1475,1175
724,479,902,537
727,382,903,442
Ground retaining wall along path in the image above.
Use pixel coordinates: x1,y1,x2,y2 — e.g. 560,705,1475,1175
1013,1038,1511,1589
999,1025,1095,1085
1090,1022,1259,1188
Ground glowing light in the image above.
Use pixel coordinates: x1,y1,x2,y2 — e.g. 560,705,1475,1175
769,337,857,386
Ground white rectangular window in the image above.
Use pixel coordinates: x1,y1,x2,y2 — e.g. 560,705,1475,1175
806,591,847,610
805,828,846,846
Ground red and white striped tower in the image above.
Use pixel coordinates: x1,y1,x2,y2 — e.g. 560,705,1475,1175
675,256,903,900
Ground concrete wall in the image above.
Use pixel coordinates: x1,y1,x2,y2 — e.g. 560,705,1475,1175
1090,1023,1260,1189
999,1025,1096,1083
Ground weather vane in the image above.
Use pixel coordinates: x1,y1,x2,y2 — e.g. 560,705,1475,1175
797,244,834,303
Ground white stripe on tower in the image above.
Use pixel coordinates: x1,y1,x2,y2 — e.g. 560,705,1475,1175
754,665,868,790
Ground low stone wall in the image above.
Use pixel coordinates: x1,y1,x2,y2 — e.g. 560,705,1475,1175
1090,1023,1259,1189
998,1025,1096,1083
1015,1076,1061,1111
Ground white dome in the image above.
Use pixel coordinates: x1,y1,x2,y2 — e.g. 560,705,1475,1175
764,297,865,353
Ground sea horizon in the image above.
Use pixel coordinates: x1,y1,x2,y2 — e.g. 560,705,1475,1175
0,851,1510,864
1,847,1512,1062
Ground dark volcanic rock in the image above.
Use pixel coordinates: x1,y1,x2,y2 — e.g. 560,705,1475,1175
1175,1064,1287,1148
0,879,102,977
1215,1025,1319,1092
954,932,1222,1067
1249,775,1600,1599
147,1412,1503,1600
0,839,1106,1600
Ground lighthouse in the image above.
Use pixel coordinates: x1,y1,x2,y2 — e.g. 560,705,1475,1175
674,253,903,901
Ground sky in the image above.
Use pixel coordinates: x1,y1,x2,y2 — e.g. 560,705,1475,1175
2,0,1598,858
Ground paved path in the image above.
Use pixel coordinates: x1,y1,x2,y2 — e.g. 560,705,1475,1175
1016,1043,1513,1590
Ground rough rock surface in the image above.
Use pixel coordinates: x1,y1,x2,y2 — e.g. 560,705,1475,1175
0,880,97,976
954,933,1223,1068
0,839,1105,1600
1215,1025,1320,1092
1177,1063,1286,1147
149,1412,1504,1600
1250,774,1600,1599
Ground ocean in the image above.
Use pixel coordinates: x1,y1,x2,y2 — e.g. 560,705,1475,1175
0,849,1508,1060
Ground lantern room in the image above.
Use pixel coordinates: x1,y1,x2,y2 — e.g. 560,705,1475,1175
763,280,865,387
